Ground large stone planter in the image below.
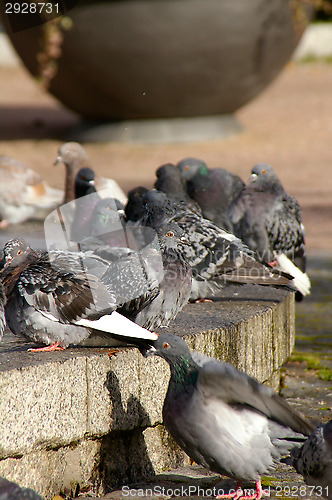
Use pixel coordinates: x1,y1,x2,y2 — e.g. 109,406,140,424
1,0,310,120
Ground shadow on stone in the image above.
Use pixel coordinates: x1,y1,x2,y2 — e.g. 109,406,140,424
98,370,157,492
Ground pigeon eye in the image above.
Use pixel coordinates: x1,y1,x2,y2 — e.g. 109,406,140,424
262,169,266,174
184,165,189,171
167,231,174,237
163,342,170,349
17,250,22,255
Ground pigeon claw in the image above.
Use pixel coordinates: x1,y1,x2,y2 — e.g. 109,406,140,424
108,348,120,359
216,481,269,500
28,342,65,352
216,482,243,499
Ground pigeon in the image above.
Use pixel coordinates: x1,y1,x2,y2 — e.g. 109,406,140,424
79,197,135,250
130,189,294,300
145,333,315,500
229,163,311,299
109,223,192,330
292,419,332,496
70,167,102,242
0,155,63,228
0,238,158,351
177,158,245,232
54,141,127,204
0,476,44,500
79,222,192,330
124,186,149,223
154,163,202,215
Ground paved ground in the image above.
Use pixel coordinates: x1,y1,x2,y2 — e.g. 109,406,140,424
1,62,332,499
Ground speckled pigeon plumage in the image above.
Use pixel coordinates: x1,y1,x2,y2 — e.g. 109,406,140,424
146,333,315,499
128,189,294,300
0,238,158,351
55,141,127,204
0,476,44,500
177,158,245,232
229,163,310,299
292,419,332,496
111,224,192,330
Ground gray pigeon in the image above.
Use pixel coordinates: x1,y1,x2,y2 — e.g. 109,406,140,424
0,238,158,351
125,186,149,223
131,189,294,300
177,159,245,232
78,197,136,251
0,477,44,500
292,419,332,497
71,167,101,242
229,163,310,299
113,224,192,330
146,333,315,499
154,163,202,216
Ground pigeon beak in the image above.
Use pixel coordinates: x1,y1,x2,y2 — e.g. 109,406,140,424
249,173,257,183
54,156,62,166
144,345,157,358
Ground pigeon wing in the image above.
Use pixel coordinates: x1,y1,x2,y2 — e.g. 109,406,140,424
198,360,314,436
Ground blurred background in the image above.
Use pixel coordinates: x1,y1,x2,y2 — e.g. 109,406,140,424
0,0,331,254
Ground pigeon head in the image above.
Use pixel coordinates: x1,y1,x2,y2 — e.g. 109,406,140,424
157,223,190,250
54,142,89,167
75,167,97,198
141,190,176,226
177,157,208,180
0,238,34,269
249,163,284,192
154,163,189,199
146,333,194,365
125,186,149,222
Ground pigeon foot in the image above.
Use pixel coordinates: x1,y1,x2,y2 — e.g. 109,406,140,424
235,481,269,500
28,342,65,352
216,481,269,500
108,348,120,359
194,298,213,303
216,482,243,499
0,219,9,229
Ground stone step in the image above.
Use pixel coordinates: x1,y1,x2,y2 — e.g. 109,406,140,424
0,286,294,499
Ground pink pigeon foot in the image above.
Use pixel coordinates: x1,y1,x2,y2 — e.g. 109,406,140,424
28,342,65,352
236,481,270,499
216,482,243,499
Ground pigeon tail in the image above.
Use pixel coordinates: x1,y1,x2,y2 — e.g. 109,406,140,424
274,253,311,296
75,310,158,341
